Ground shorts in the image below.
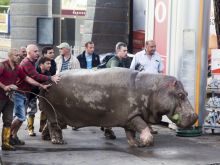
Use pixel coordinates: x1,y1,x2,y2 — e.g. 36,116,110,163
13,92,27,122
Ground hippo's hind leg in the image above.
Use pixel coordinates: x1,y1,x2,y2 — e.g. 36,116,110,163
126,116,153,147
48,121,65,144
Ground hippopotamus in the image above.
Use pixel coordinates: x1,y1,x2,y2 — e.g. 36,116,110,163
38,68,197,147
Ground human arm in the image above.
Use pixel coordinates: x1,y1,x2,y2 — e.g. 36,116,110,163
0,82,17,92
24,76,51,90
158,57,164,73
106,57,120,68
0,63,18,92
21,62,50,82
129,56,137,70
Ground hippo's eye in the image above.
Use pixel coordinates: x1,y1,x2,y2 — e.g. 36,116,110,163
178,93,185,100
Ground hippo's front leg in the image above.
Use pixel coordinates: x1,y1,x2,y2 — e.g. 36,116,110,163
125,130,138,147
127,116,153,147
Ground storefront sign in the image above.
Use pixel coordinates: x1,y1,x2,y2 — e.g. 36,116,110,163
0,13,9,33
154,0,169,73
211,49,220,74
62,0,87,16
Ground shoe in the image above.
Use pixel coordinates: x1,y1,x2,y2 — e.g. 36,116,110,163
104,128,116,139
28,130,36,136
2,127,16,151
72,127,79,131
207,78,218,88
10,136,25,145
207,97,220,108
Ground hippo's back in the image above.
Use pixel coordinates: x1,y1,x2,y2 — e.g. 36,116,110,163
44,68,139,127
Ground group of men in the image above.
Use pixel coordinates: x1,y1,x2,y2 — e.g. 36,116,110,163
0,39,163,151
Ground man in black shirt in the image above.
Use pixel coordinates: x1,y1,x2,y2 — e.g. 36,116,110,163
77,41,100,69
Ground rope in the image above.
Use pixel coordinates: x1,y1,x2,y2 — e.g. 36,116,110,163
9,89,61,130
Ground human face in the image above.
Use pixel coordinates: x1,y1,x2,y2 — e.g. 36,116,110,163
117,46,128,59
45,49,55,59
146,41,156,55
85,44,94,55
20,48,27,58
9,50,20,64
27,45,39,61
59,47,70,56
40,61,51,71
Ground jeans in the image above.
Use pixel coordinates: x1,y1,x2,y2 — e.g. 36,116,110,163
0,99,14,127
27,97,37,117
13,92,27,122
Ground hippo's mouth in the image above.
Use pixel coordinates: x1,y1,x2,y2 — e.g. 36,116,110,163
170,113,181,125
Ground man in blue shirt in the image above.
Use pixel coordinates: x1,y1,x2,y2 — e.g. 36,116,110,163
77,41,100,69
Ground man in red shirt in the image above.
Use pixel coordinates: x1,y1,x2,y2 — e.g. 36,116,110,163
10,44,60,146
0,48,51,151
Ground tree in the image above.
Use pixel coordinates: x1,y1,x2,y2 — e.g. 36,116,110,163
214,0,220,48
0,0,10,13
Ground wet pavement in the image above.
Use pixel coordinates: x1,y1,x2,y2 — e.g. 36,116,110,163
0,117,220,165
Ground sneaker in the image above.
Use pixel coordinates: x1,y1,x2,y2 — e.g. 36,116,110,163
207,78,218,89
207,97,220,108
214,80,220,89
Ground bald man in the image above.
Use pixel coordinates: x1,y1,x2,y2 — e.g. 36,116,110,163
10,44,60,145
0,48,51,150
130,40,164,74
18,47,27,63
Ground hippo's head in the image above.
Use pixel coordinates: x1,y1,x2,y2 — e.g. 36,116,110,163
147,79,197,128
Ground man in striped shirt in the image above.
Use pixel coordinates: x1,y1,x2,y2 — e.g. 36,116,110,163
55,42,80,74
10,44,60,146
0,48,51,150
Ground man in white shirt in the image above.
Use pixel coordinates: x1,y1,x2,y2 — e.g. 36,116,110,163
130,40,164,74
130,40,163,134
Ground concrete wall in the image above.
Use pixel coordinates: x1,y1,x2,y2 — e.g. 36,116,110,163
82,0,129,54
10,0,48,48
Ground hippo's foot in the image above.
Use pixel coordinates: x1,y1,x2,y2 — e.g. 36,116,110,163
51,137,66,144
139,127,154,147
125,130,139,147
48,122,65,144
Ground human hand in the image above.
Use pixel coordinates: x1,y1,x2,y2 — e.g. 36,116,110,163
4,84,18,92
40,83,52,91
51,75,61,84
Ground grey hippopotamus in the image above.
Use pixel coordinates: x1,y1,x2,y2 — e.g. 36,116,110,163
39,68,197,147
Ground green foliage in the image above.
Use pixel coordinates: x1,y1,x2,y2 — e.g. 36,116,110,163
0,0,10,5
0,0,10,13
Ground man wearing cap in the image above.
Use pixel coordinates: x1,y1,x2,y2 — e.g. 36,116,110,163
55,42,80,74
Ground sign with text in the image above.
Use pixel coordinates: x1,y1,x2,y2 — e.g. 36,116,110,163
211,49,220,74
0,13,9,33
154,0,169,73
62,0,87,16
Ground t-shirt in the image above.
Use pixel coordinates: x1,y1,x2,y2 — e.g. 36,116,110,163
61,56,70,72
130,50,164,74
0,60,26,100
85,53,92,69
106,56,126,68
